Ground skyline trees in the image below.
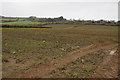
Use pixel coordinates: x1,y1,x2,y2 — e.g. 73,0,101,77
1,16,120,26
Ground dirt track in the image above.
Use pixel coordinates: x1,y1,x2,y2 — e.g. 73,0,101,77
10,41,118,78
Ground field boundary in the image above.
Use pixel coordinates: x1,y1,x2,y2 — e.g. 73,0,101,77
2,24,52,28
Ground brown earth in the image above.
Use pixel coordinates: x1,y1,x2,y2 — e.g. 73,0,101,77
7,41,118,78
89,49,118,78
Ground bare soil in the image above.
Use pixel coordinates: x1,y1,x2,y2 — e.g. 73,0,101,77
8,41,117,78
89,50,118,78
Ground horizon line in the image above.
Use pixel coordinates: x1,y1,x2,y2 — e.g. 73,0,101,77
1,15,118,21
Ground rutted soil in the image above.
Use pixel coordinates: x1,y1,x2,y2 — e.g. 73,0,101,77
9,41,117,78
89,50,118,78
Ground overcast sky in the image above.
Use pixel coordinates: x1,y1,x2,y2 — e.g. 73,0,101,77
0,0,119,21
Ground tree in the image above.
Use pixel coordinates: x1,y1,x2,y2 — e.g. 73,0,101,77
29,16,36,18
47,18,54,24
29,16,37,21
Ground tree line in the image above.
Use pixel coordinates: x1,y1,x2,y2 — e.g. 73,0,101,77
1,16,120,26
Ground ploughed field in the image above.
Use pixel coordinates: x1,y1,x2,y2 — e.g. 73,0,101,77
2,24,118,78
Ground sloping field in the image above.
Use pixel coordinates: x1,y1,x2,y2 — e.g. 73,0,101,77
2,24,118,78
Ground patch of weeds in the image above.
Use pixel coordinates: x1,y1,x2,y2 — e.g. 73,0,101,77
82,65,95,72
70,72,79,78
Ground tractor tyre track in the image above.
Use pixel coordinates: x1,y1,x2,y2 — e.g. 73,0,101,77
11,42,118,78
